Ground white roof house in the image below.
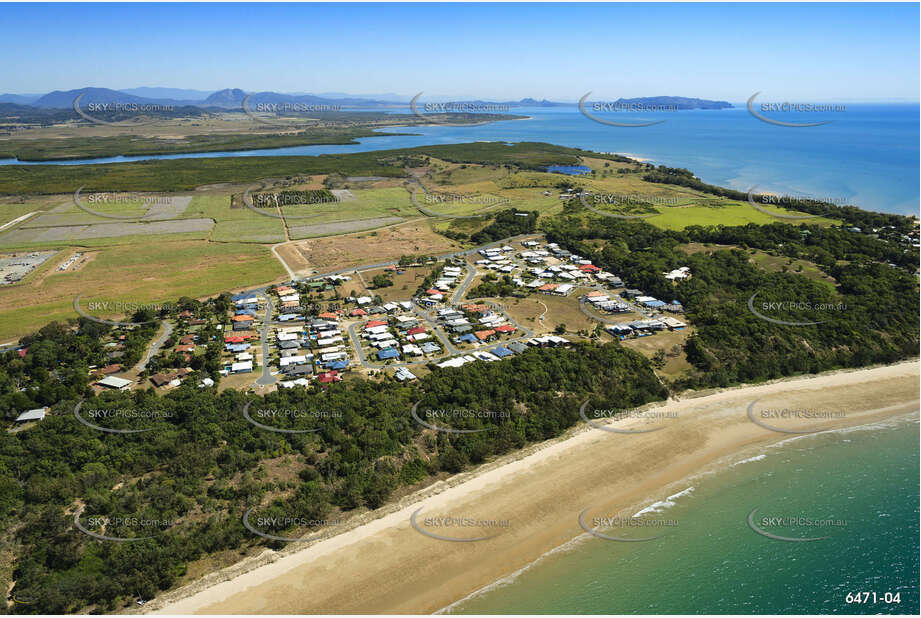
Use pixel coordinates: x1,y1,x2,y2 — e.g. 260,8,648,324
436,356,472,369
395,367,417,382
15,407,48,422
280,356,308,366
554,284,574,295
98,376,132,390
356,296,373,305
231,361,253,373
402,344,423,356
277,332,298,342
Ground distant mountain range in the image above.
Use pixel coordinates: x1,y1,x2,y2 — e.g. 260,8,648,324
0,88,734,111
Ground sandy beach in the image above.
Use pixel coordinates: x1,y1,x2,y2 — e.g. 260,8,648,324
147,361,919,615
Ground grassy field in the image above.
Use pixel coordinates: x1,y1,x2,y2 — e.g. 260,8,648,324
619,328,694,380
0,142,855,343
499,293,596,335
413,156,836,231
360,265,431,302
188,192,287,243
679,242,838,289
0,240,282,341
275,220,463,276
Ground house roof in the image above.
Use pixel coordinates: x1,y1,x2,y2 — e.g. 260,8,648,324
475,329,496,340
377,348,400,360
224,335,251,343
494,325,516,333
406,326,427,336
98,376,132,389
350,308,367,316
15,407,47,422
231,314,254,322
365,320,388,329
150,373,172,387
318,312,339,320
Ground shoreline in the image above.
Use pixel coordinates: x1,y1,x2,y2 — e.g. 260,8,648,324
435,407,919,615
144,359,920,615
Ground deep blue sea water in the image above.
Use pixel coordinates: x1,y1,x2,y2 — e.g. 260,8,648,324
2,104,918,216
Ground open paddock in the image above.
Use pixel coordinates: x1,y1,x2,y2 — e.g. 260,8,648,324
275,220,463,276
0,218,215,247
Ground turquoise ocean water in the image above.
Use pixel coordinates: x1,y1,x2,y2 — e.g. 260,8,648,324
447,414,919,615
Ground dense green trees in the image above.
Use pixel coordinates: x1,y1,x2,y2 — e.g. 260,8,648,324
545,216,919,389
1,336,663,613
470,209,538,244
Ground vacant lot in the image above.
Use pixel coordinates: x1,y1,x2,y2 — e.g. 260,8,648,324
0,218,214,247
276,220,463,276
360,265,432,302
0,240,281,341
619,328,694,380
288,216,405,240
500,293,595,334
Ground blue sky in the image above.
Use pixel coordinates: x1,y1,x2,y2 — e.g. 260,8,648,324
3,3,918,101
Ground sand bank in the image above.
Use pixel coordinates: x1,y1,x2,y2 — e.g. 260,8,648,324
148,361,919,614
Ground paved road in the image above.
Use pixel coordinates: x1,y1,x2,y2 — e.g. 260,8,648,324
270,242,296,280
134,320,174,373
411,306,459,356
450,263,478,304
232,233,546,377
255,293,277,386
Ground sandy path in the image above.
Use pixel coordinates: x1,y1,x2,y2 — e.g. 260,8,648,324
148,361,919,615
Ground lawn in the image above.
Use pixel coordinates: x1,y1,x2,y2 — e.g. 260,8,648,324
0,240,282,341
